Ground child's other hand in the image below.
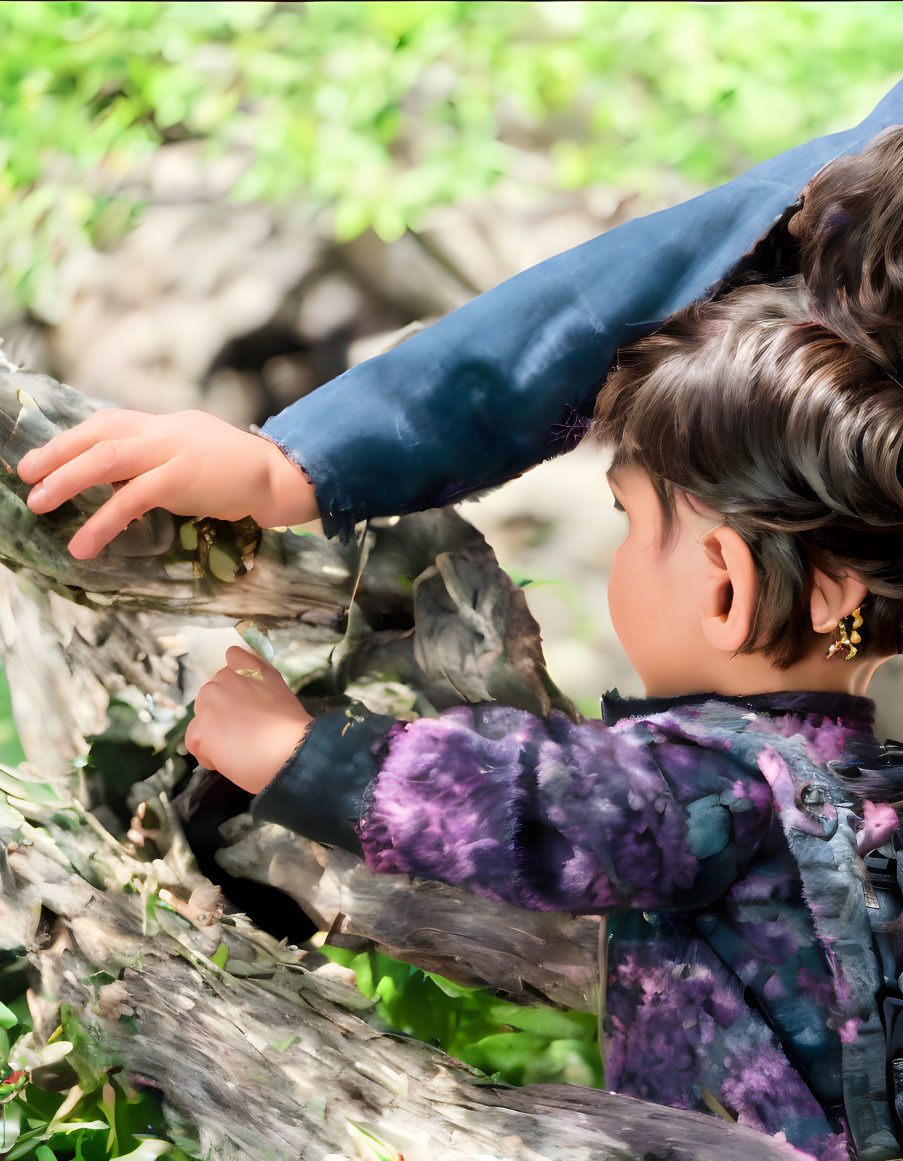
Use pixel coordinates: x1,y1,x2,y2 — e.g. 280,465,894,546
184,645,313,795
16,407,319,560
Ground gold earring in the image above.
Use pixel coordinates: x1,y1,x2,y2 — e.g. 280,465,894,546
825,606,864,661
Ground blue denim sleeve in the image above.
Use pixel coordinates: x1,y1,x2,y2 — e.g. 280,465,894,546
250,701,774,915
258,81,903,539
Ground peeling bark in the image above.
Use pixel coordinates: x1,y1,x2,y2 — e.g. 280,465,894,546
0,365,800,1159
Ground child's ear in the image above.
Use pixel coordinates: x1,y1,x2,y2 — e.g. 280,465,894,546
809,568,869,635
697,526,758,653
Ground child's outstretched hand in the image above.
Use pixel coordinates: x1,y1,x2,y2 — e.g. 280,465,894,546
184,645,313,795
17,407,320,560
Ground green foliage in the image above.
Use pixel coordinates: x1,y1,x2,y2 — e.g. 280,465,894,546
321,944,604,1088
0,683,203,1159
0,960,202,1160
80,686,190,823
0,1,901,318
0,662,25,768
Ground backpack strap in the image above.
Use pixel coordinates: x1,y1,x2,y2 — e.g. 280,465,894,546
792,815,900,1160
863,835,903,1154
761,747,903,1160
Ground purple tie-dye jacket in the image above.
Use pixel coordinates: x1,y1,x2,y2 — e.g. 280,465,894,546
250,686,899,1160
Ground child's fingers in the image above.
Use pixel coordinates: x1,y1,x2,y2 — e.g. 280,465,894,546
18,408,152,483
66,462,176,559
223,645,280,679
224,645,262,668
184,717,201,757
25,435,166,514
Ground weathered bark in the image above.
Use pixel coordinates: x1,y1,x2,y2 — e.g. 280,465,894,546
0,364,805,1159
1,779,807,1161
0,361,601,1008
213,817,603,1012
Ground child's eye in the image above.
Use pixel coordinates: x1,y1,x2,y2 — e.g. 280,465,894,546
612,498,626,512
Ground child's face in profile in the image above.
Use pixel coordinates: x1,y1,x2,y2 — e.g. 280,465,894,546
606,465,725,697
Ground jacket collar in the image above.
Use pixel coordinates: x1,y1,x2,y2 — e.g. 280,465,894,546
600,687,876,734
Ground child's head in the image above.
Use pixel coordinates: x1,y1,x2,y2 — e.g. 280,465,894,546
590,127,903,697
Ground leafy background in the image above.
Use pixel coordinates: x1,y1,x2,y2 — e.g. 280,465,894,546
1,0,902,320
0,2,901,1156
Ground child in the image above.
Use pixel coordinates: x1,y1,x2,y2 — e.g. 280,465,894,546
16,90,903,1161
241,129,903,1161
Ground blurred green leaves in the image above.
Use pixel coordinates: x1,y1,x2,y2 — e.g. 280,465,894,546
0,965,199,1160
321,944,604,1088
0,1,900,318
0,661,25,767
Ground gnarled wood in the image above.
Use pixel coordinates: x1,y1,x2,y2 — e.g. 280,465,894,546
0,364,800,1159
213,815,603,1012
1,780,806,1161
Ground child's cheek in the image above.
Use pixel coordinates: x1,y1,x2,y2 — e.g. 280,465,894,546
608,539,662,690
607,544,633,652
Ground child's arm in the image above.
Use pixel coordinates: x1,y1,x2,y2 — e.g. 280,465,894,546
18,83,903,560
247,699,774,915
16,409,319,560
257,80,903,540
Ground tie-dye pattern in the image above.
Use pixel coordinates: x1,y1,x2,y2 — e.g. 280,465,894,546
357,689,896,1160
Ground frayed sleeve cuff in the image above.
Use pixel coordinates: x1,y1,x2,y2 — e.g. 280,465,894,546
248,702,397,855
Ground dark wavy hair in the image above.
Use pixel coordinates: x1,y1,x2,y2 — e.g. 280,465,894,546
590,126,903,671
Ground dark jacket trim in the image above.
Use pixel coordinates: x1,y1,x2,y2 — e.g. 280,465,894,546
248,702,396,855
